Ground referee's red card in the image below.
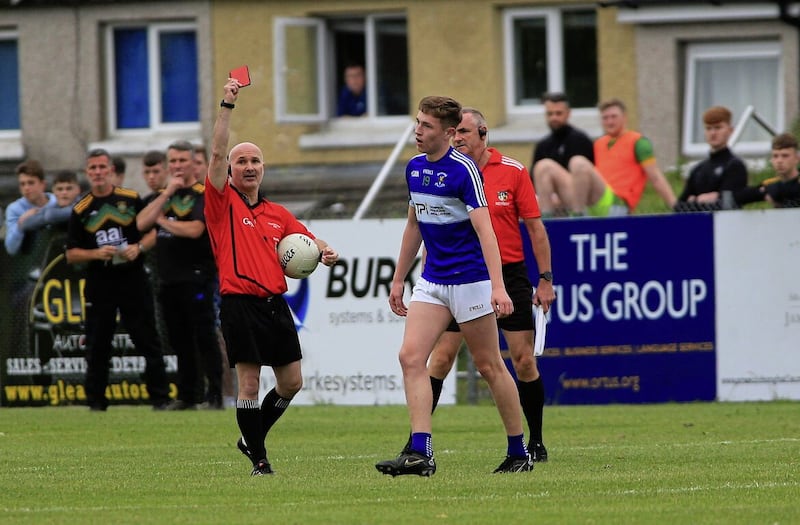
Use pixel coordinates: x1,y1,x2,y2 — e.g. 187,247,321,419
230,65,251,87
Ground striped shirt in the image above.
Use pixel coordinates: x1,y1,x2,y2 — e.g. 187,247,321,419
406,146,488,285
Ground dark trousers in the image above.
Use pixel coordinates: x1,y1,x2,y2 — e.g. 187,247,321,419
159,279,222,404
84,269,169,408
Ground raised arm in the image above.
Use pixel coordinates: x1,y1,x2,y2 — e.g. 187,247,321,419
208,79,241,192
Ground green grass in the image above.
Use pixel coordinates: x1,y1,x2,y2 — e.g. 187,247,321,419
1,403,798,524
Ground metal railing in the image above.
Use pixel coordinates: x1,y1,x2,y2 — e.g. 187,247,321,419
729,105,777,147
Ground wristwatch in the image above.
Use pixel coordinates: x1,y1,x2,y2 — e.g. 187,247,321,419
539,271,553,282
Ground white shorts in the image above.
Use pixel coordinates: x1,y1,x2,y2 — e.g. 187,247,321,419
410,277,493,324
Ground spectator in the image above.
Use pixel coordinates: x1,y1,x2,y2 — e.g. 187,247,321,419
111,155,127,187
138,140,223,410
594,98,677,214
4,160,56,256
193,144,209,180
65,148,170,411
20,170,81,233
141,150,168,200
736,132,800,208
674,106,748,212
206,77,338,476
337,63,366,117
138,151,164,311
532,92,605,216
375,96,530,477
138,149,168,370
192,142,235,407
422,107,556,463
3,160,56,359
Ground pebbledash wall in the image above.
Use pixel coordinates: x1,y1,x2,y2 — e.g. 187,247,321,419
1,210,799,407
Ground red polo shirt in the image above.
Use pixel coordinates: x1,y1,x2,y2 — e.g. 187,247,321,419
483,148,541,264
204,179,315,297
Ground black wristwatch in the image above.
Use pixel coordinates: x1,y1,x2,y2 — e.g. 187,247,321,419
539,271,553,282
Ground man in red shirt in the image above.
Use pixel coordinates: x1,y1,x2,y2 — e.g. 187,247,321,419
421,108,556,464
205,77,339,476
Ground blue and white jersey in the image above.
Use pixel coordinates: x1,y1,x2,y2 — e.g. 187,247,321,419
406,146,489,285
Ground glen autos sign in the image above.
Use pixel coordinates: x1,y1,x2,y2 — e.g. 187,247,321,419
526,214,716,404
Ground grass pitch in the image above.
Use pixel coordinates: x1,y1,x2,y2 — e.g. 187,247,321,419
1,402,798,524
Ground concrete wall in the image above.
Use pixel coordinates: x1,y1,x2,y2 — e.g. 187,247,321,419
1,1,212,196
633,20,798,170
7,0,799,188
209,0,599,170
597,6,639,130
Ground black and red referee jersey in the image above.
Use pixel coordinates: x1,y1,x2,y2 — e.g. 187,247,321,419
204,180,315,297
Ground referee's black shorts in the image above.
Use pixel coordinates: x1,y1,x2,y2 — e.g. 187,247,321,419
445,261,534,333
220,294,302,367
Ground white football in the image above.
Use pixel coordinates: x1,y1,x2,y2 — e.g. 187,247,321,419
277,233,320,279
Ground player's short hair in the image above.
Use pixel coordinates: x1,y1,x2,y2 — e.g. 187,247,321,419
86,148,112,163
598,98,627,113
15,159,45,180
542,92,569,106
111,155,128,175
462,107,488,129
702,106,732,125
112,155,126,174
168,140,195,155
142,150,166,167
772,132,798,151
344,62,364,72
418,96,462,130
53,170,78,185
194,144,208,162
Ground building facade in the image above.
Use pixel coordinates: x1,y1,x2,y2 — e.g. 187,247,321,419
0,0,797,202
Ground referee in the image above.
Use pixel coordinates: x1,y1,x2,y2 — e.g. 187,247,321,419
205,76,339,476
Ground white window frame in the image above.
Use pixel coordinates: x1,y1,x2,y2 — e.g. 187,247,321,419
503,6,596,118
274,14,409,125
273,17,328,123
682,40,783,157
104,22,200,137
0,29,21,139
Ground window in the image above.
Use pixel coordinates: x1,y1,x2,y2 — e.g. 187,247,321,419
274,14,409,123
683,41,782,156
0,31,20,133
105,23,199,134
503,7,598,114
